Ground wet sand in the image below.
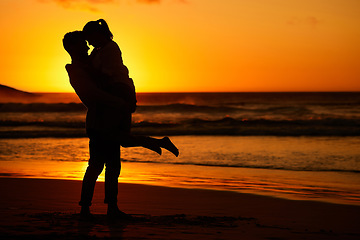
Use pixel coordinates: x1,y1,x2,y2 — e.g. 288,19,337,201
0,178,359,239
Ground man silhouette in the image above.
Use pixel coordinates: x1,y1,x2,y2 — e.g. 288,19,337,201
63,31,178,219
63,31,131,219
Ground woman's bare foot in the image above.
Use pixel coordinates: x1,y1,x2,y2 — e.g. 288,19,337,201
161,137,179,157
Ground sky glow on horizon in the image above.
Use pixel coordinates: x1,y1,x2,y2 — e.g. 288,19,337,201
0,0,359,92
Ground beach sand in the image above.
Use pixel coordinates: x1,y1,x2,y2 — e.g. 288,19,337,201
0,178,359,239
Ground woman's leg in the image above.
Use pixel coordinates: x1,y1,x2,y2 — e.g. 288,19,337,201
120,135,179,157
118,104,179,157
120,135,162,155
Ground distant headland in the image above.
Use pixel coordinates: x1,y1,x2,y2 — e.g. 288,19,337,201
0,84,83,103
0,84,40,102
0,84,34,95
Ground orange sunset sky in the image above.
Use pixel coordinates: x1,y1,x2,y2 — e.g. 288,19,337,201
0,0,359,92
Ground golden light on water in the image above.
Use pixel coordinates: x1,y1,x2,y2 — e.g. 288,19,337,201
1,136,360,205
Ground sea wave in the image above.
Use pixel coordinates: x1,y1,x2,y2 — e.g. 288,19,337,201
0,102,304,113
0,101,359,116
0,103,86,112
1,93,360,138
1,116,360,137
120,158,360,173
1,102,359,118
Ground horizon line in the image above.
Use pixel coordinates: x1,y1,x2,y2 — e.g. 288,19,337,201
34,90,360,94
2,84,360,94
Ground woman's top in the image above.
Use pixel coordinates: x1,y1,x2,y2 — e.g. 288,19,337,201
90,40,137,112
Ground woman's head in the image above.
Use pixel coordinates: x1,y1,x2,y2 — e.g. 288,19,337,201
83,19,113,47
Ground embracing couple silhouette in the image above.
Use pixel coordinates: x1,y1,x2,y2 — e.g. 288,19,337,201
63,19,179,220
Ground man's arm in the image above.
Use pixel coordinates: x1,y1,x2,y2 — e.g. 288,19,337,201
66,64,129,110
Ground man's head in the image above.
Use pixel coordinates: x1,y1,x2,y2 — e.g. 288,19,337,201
63,31,89,59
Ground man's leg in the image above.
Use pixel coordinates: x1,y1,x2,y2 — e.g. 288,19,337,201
79,135,105,214
103,140,121,205
102,136,131,219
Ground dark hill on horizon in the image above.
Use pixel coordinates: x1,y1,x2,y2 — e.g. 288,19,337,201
0,84,39,102
0,84,81,103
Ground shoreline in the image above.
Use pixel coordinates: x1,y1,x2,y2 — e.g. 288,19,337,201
2,122,360,137
1,177,360,239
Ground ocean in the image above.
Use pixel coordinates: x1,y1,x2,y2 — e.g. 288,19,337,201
1,92,360,205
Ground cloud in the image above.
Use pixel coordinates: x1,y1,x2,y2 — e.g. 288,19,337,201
37,0,114,12
39,0,186,11
136,0,188,4
306,16,320,26
286,16,321,27
137,0,161,3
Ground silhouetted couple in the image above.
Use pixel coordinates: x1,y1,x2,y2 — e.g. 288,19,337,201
63,19,179,220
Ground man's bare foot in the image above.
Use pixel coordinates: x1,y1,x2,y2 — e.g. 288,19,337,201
80,206,94,220
107,205,132,220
